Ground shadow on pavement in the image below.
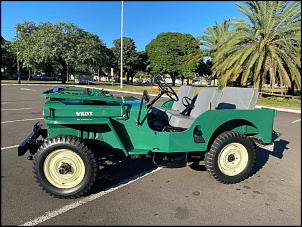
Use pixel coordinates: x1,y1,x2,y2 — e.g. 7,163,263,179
87,156,157,196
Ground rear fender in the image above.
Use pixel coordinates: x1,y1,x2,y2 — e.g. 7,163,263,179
190,108,277,151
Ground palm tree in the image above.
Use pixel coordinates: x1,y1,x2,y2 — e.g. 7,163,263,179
212,1,301,93
187,20,231,64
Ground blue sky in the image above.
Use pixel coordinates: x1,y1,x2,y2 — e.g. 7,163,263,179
1,1,247,51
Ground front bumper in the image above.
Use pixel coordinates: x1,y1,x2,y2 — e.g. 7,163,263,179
18,122,47,156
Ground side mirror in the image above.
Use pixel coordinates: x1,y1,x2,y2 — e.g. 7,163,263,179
143,90,150,103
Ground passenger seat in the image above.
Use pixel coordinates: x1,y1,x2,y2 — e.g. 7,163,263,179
216,87,259,109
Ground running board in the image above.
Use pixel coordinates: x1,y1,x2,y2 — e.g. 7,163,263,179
152,153,188,168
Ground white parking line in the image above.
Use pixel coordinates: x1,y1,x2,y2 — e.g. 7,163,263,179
1,145,19,150
21,88,36,91
1,108,32,111
291,119,301,124
1,118,43,124
20,167,161,226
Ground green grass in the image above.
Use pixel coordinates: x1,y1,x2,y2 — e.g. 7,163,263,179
262,88,301,96
256,95,301,108
2,80,301,109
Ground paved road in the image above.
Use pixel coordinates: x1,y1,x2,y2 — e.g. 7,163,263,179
1,84,301,226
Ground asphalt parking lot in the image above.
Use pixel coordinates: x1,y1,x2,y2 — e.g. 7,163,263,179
1,83,301,226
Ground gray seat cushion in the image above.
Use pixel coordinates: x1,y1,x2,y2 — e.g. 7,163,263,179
168,88,223,128
216,87,259,110
172,85,196,112
190,89,223,118
168,113,196,128
151,106,170,119
151,85,196,118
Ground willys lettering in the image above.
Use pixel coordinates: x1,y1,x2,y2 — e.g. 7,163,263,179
76,112,93,116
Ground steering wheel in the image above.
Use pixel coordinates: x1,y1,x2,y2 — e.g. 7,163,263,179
155,75,179,101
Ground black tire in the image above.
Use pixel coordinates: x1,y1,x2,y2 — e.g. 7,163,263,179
33,135,98,199
205,131,255,184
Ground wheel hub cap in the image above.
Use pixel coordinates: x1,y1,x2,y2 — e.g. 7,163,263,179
218,143,248,176
58,162,73,175
227,154,235,162
43,149,85,189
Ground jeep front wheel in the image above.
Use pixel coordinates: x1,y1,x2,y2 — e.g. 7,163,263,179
33,135,98,199
205,131,255,184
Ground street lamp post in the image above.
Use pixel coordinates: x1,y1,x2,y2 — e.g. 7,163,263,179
16,26,21,84
120,1,123,89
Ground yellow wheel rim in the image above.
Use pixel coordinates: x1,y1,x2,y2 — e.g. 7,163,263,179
218,143,248,176
43,149,85,189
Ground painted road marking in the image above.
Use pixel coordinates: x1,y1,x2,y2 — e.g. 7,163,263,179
291,119,301,124
1,118,43,124
21,88,36,91
19,167,161,226
1,108,32,111
1,145,19,150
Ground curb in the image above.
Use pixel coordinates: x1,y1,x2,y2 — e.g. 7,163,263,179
255,105,301,114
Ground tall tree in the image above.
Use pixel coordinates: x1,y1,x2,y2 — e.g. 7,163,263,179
16,21,108,83
145,32,199,86
212,1,301,93
16,21,37,80
111,37,139,83
1,36,17,76
187,20,231,64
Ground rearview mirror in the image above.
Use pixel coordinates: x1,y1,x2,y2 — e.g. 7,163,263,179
143,90,150,103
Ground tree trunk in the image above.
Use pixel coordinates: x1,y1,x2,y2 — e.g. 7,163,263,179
98,68,100,84
172,73,176,86
270,74,275,94
66,65,69,82
28,69,31,81
124,71,128,83
254,76,262,91
61,63,67,84
286,78,295,95
280,76,283,95
254,72,263,98
54,57,67,84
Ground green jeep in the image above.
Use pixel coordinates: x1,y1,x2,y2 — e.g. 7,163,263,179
18,75,280,199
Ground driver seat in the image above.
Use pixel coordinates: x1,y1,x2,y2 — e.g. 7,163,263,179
151,85,196,119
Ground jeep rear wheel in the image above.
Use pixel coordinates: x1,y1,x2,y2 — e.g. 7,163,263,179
205,131,255,184
33,135,98,199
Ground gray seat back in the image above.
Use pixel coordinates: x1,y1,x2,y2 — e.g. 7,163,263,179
216,87,259,110
172,85,196,112
190,88,223,118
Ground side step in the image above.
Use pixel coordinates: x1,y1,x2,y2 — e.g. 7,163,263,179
152,153,188,168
